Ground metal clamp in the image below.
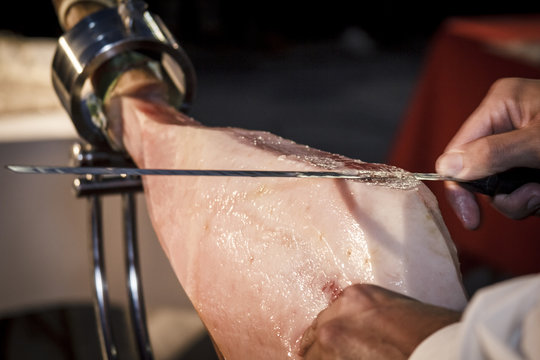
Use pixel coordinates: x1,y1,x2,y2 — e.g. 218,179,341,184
52,3,196,150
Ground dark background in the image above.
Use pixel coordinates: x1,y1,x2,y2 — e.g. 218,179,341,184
3,1,539,47
2,1,537,162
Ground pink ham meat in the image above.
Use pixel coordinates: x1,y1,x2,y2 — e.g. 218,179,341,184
117,97,467,359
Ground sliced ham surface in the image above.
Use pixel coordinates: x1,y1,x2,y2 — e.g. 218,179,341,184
115,97,467,359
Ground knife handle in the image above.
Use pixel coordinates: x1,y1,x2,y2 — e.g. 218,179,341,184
460,167,540,196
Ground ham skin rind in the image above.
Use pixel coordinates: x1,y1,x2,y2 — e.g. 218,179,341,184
116,97,467,359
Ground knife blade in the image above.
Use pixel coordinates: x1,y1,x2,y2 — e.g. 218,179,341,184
6,165,422,180
6,165,540,196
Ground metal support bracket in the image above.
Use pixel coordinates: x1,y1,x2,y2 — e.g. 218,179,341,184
72,143,151,359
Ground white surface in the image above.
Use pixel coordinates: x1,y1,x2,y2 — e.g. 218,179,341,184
411,274,540,360
0,35,78,142
0,35,60,114
0,110,77,142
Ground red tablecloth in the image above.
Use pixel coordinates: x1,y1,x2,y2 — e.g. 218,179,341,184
388,15,540,276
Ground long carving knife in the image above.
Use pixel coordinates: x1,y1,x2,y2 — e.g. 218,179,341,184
6,165,540,196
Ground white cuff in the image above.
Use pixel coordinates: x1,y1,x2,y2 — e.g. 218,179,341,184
409,322,461,360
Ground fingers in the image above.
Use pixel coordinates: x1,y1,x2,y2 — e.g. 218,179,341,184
442,175,540,226
442,78,523,152
436,82,540,226
437,78,540,181
298,284,458,359
492,183,540,219
298,284,379,358
437,123,540,225
299,320,357,360
437,125,540,180
298,289,344,358
298,302,346,359
298,319,318,357
443,182,481,230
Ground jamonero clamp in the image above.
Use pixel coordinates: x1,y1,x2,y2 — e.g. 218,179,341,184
51,0,196,152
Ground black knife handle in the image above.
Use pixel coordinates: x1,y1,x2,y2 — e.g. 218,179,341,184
459,167,540,196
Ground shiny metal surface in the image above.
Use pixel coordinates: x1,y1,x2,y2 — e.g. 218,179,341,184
68,143,150,359
6,165,412,180
51,4,196,149
90,195,118,360
69,142,143,196
123,192,154,359
85,178,150,359
411,172,457,181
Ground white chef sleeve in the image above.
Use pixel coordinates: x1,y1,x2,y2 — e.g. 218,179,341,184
409,273,540,360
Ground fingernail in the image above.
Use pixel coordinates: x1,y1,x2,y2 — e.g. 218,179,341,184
437,152,464,178
527,196,540,212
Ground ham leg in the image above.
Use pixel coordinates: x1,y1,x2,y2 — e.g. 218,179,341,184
107,87,467,359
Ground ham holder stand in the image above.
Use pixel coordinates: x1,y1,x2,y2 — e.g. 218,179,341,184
50,0,197,358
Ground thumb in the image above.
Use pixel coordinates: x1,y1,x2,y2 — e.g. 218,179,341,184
436,126,540,180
